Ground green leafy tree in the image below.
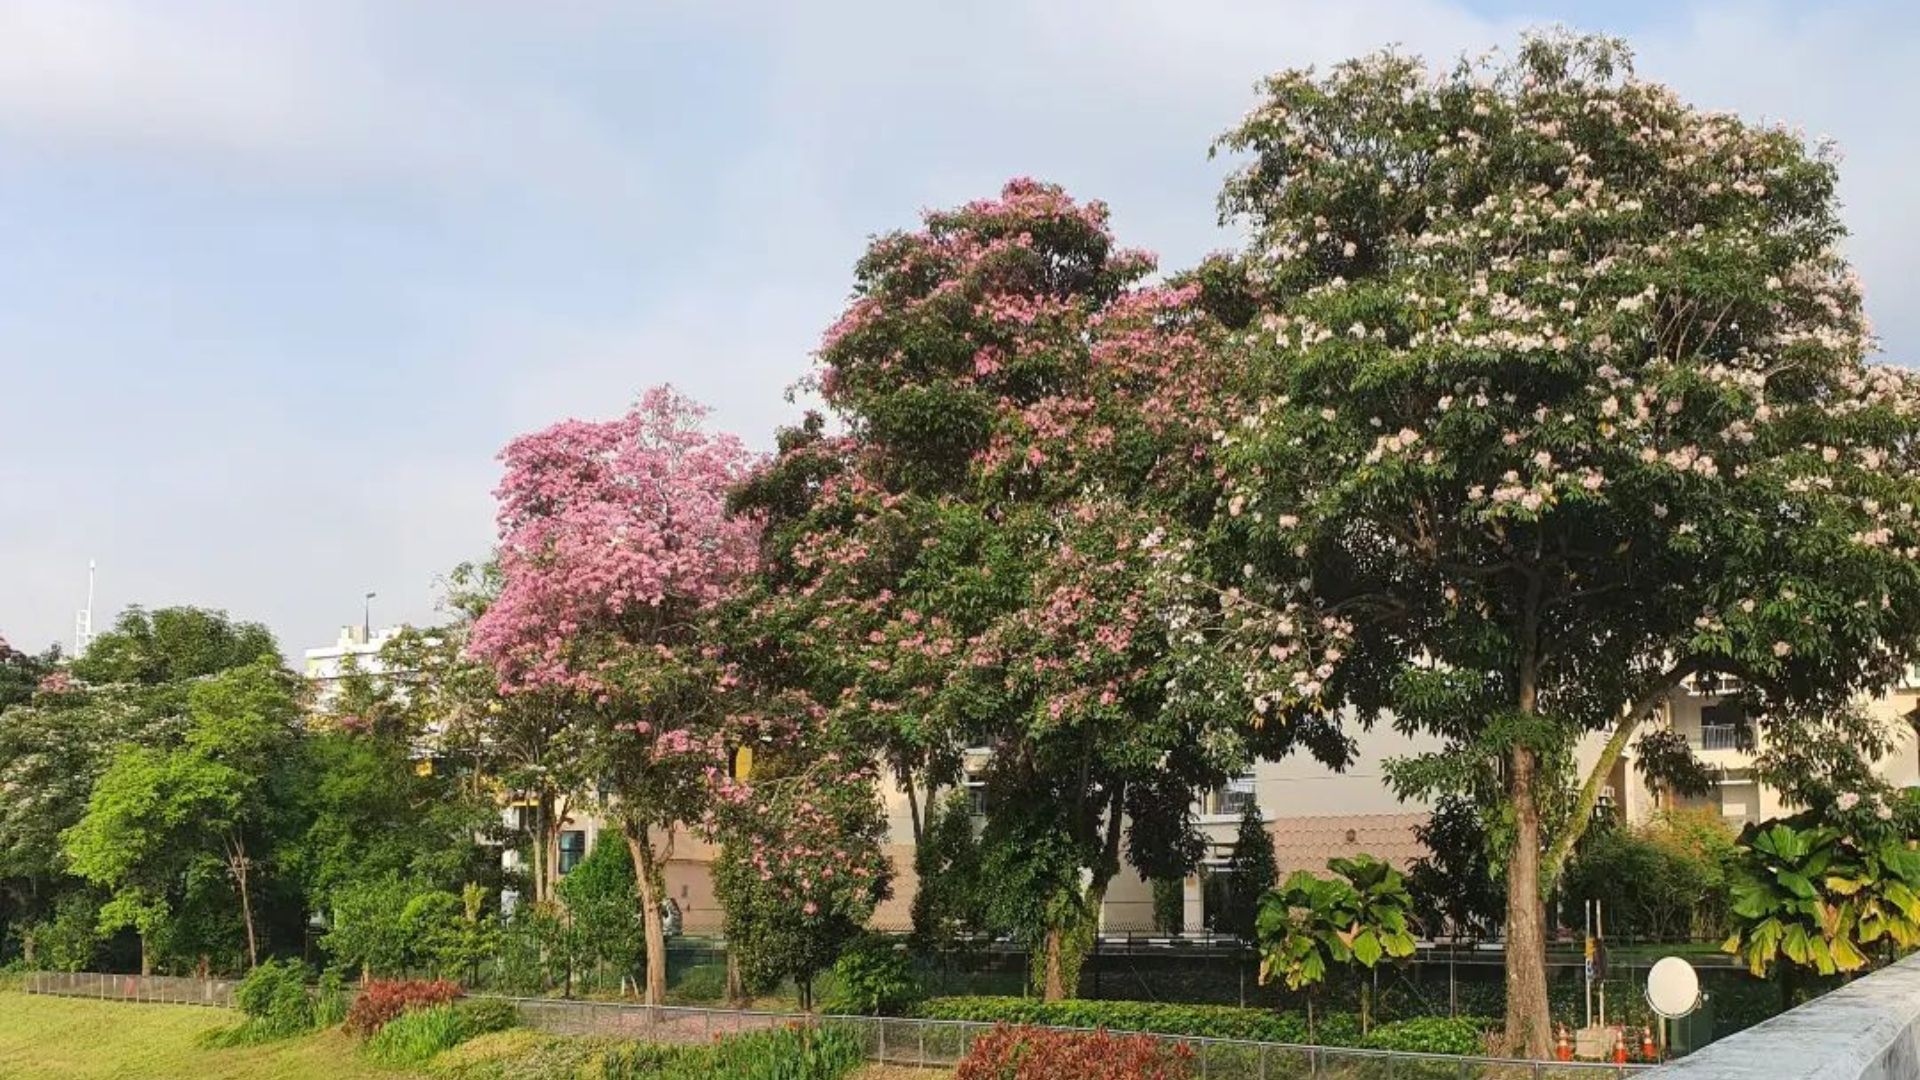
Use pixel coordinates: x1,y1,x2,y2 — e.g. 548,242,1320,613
320,874,417,979
1201,31,1920,1054
72,606,278,691
555,840,645,991
1255,855,1416,1037
908,790,986,951
0,635,55,712
63,746,244,974
1406,797,1506,942
1218,804,1278,941
62,660,301,972
1561,808,1736,941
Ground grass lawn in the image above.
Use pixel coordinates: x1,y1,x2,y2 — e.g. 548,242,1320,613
0,991,420,1080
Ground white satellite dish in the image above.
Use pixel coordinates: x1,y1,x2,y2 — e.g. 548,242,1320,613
1646,956,1701,1019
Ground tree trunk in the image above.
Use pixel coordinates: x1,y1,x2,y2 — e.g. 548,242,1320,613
1503,743,1553,1060
229,836,258,970
1042,927,1067,1001
623,824,669,1006
541,794,565,905
726,951,744,1004
1041,793,1123,1003
140,934,152,977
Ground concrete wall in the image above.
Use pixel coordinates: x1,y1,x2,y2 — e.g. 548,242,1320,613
1648,952,1920,1080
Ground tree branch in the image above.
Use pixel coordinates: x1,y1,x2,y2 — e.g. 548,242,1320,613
1540,659,1698,886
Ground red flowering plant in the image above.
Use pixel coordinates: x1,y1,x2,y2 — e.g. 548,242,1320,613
343,978,461,1036
955,1026,1195,1080
470,385,761,1006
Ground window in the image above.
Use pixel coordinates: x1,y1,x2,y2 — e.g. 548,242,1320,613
964,775,988,817
1205,775,1258,817
558,831,587,875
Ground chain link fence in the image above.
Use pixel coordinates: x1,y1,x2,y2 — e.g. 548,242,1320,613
21,971,1651,1076
495,999,1648,1077
22,970,236,1008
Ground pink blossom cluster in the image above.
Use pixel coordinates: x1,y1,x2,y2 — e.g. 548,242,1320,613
469,385,763,695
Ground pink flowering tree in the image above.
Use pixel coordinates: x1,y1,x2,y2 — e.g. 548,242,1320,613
471,385,761,1005
733,181,1310,998
704,696,893,1009
1196,32,1920,1054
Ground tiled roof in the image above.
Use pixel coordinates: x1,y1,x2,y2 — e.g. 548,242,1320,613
1266,812,1430,876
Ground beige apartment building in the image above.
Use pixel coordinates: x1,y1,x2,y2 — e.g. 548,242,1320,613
307,626,1917,936
499,672,1920,935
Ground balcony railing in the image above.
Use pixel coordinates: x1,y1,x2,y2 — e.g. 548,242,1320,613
1698,723,1743,751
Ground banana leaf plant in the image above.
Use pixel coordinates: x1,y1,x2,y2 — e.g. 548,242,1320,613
1256,853,1418,1037
1724,818,1920,1006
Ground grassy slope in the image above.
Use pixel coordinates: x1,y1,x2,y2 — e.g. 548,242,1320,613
0,991,420,1080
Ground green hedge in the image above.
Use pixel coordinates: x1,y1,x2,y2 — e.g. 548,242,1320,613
914,996,1492,1055
1359,1016,1494,1055
916,997,1309,1043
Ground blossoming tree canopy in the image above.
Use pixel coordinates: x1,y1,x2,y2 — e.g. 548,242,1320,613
470,385,762,694
1204,31,1920,1054
755,179,1305,1000
469,384,762,1006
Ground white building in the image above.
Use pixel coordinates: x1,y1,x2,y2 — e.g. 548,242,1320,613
302,624,404,711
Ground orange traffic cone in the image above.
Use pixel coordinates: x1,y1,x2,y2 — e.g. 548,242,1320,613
1612,1031,1629,1065
1641,1026,1657,1062
1554,1025,1573,1062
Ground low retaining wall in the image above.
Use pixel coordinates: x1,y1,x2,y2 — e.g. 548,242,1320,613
1646,952,1920,1079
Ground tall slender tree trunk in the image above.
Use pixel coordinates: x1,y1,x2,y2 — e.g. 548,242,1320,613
139,934,151,977
540,794,565,905
1504,742,1553,1059
623,823,668,1006
230,837,258,970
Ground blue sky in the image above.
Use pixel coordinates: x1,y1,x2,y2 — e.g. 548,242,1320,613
3,1,1916,658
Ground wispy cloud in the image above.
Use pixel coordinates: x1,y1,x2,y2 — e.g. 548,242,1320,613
2,0,1915,656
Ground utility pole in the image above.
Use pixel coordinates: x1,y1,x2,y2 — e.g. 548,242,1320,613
74,560,97,656
363,591,376,642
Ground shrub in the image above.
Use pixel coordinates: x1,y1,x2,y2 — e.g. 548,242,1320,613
366,1004,470,1066
667,961,731,1003
454,997,521,1037
345,977,462,1036
955,1026,1193,1080
428,1030,608,1080
820,935,920,1015
233,958,315,1036
1360,1016,1493,1055
364,999,519,1067
314,969,352,1029
594,1025,863,1080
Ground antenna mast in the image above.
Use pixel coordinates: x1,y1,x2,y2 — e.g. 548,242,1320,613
74,560,96,656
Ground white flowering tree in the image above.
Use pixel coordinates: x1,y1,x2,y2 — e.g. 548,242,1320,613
1192,32,1920,1055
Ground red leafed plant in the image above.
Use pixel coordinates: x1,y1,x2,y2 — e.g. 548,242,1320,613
956,1025,1195,1080
343,978,462,1036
